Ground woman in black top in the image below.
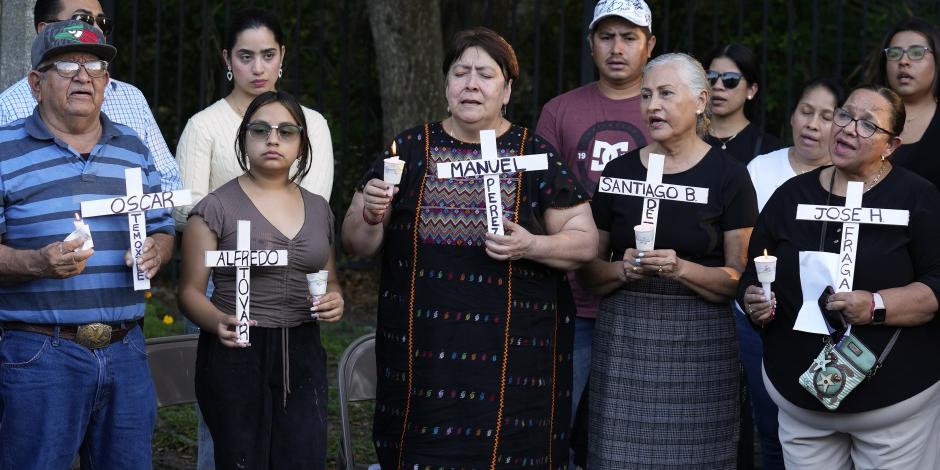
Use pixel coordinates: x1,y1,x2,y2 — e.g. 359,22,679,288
703,44,783,164
873,18,940,189
739,86,940,468
581,52,756,469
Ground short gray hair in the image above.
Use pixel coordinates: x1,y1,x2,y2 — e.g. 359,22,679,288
643,52,711,137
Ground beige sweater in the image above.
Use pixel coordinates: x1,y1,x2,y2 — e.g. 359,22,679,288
174,98,334,227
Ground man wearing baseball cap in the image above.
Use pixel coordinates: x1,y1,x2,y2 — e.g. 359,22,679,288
0,20,174,469
534,0,655,467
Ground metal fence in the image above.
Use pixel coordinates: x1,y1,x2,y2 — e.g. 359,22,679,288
99,0,940,211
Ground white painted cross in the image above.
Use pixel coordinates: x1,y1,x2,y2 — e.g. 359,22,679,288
204,220,288,344
436,129,549,235
796,181,909,292
80,167,192,290
596,153,709,247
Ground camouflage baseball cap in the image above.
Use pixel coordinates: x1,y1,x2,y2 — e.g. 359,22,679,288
31,19,117,69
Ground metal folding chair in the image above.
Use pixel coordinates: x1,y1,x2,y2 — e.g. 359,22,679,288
146,334,199,407
337,333,378,470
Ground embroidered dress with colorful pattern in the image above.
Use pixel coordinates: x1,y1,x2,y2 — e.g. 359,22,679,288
362,122,588,470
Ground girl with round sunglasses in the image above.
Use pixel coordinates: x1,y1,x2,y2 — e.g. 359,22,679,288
872,18,940,189
179,91,343,469
703,43,783,164
175,7,334,228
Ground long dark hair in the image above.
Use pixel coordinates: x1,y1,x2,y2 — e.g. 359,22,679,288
703,43,762,123
235,91,312,184
224,8,284,55
870,18,940,99
794,77,845,114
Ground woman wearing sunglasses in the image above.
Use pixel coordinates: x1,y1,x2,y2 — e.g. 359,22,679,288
175,7,334,228
872,18,940,190
739,85,940,469
703,43,783,164
179,90,343,469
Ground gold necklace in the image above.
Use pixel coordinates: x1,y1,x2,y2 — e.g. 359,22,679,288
864,160,887,192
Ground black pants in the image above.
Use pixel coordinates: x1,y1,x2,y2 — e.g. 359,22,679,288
195,323,327,470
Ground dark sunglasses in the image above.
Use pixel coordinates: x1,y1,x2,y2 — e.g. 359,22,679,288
706,70,743,89
247,122,304,140
49,13,113,35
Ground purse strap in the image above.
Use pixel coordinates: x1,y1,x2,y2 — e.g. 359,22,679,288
822,168,902,377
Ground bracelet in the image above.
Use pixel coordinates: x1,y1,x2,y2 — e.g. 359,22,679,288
362,206,383,225
869,291,875,324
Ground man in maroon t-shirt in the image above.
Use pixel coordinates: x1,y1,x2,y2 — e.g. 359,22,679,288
535,0,655,464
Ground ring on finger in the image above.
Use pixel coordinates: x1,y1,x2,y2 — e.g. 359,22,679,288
634,258,641,265
658,266,663,273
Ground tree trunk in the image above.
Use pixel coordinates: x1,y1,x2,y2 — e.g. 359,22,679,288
366,0,445,144
0,0,37,90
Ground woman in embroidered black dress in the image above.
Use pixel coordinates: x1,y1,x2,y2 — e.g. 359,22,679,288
341,28,596,470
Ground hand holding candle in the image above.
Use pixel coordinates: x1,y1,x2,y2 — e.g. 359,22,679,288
754,249,777,301
634,223,655,252
64,213,94,251
383,141,405,197
307,270,329,300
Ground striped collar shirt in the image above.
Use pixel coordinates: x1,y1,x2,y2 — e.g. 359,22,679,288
0,77,182,191
0,109,175,324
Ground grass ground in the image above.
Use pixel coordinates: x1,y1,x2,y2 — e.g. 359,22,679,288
147,267,380,469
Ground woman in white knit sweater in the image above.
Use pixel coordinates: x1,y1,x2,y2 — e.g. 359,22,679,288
175,7,333,227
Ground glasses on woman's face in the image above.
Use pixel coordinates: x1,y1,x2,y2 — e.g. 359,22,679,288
832,107,893,138
884,45,931,61
706,70,743,89
247,122,303,140
38,59,109,79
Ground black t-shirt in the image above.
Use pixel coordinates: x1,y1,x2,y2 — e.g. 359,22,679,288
705,122,784,165
592,148,757,268
892,108,940,190
737,166,940,413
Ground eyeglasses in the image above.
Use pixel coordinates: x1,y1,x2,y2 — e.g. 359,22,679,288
706,70,743,89
832,107,893,138
38,59,109,79
247,122,303,140
50,14,113,35
884,45,931,61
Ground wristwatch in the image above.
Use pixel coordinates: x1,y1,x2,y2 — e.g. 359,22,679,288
871,292,886,325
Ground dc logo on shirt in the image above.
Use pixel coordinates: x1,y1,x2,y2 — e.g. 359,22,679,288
591,140,630,171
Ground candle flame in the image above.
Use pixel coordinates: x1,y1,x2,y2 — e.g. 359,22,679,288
390,140,397,156
763,249,768,257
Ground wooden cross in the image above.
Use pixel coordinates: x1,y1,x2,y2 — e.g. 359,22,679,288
796,181,909,292
436,129,548,235
204,220,288,344
81,167,192,290
596,153,709,248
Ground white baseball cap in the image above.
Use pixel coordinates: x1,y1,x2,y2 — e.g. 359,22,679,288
589,0,653,32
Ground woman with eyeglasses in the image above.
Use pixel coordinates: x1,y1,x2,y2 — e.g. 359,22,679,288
739,85,940,469
703,44,783,164
179,90,343,469
174,7,334,228
735,77,844,470
872,18,940,190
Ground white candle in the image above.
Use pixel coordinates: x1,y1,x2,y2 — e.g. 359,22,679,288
64,212,94,251
634,223,655,251
755,249,777,301
383,141,405,197
306,270,329,299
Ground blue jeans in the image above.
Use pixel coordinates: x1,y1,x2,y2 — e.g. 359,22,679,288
0,326,156,469
570,316,594,469
735,309,785,470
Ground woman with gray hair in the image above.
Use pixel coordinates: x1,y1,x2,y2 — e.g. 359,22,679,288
579,53,757,468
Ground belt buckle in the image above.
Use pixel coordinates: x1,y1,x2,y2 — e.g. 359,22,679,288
76,323,112,349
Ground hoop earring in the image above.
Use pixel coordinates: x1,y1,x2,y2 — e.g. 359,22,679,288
278,67,283,79
226,67,233,82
